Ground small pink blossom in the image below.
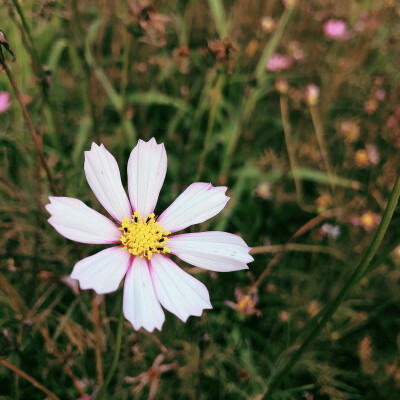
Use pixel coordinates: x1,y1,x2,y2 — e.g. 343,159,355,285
0,91,11,113
225,287,261,317
305,84,320,106
323,19,353,41
375,89,386,101
387,114,398,129
366,144,380,166
266,53,293,72
320,223,340,239
348,212,381,232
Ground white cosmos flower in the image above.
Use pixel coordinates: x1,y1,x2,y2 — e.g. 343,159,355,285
46,138,253,332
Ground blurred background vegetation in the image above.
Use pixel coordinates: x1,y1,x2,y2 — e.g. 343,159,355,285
1,0,400,399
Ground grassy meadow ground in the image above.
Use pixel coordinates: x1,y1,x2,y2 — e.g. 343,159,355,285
1,0,400,399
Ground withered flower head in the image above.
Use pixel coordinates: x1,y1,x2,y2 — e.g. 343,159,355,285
128,2,172,47
207,36,237,74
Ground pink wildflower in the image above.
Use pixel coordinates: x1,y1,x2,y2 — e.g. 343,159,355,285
323,19,353,41
305,84,320,106
266,53,292,72
375,89,386,101
46,139,253,332
0,91,11,113
225,287,261,317
348,212,381,232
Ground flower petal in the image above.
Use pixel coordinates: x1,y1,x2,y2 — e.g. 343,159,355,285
157,182,229,233
150,254,212,323
46,196,121,244
84,143,131,223
71,246,130,294
127,138,167,217
168,232,253,272
123,256,165,332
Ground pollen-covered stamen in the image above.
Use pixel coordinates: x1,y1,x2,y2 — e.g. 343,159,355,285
120,211,171,259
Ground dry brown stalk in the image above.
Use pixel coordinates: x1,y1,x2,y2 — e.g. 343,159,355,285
1,359,61,400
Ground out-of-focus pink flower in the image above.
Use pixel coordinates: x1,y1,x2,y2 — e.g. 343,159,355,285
360,212,381,231
348,216,362,227
0,91,11,113
266,53,293,72
364,99,378,114
341,120,360,143
287,40,304,61
321,223,340,239
261,16,276,33
225,287,261,317
348,212,381,232
255,182,273,199
305,84,320,106
387,107,400,130
375,89,386,101
387,114,398,129
366,144,380,166
323,19,353,41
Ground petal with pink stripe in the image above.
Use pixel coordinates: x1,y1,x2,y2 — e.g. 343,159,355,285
71,246,131,294
150,254,212,322
168,231,253,272
123,256,165,332
46,196,121,244
157,182,229,233
85,143,131,223
127,138,167,217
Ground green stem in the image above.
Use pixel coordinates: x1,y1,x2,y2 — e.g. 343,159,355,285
0,47,59,196
263,171,400,398
220,6,295,181
195,74,223,181
255,6,294,81
97,301,124,399
11,0,43,77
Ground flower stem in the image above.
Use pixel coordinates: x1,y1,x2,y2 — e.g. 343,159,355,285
0,47,59,196
97,301,124,399
263,172,400,398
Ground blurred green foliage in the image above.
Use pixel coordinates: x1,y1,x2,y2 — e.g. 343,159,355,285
0,0,400,399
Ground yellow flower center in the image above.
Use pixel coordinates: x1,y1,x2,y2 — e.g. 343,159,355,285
120,211,171,260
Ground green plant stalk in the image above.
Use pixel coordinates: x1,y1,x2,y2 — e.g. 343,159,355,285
255,6,294,81
220,6,295,181
71,0,100,141
84,21,136,142
0,47,59,196
208,0,229,38
195,74,224,181
97,301,124,399
263,171,400,398
309,104,335,195
280,95,315,213
11,0,45,82
7,0,67,156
